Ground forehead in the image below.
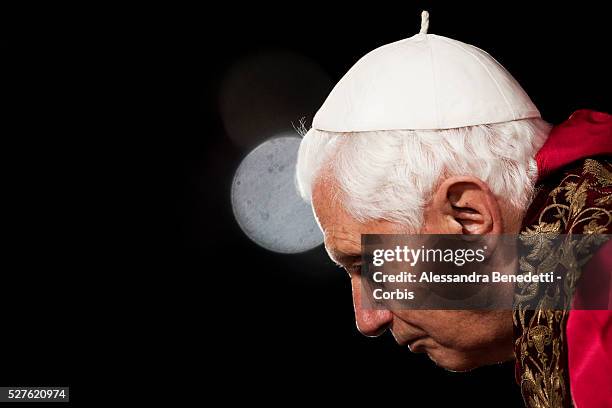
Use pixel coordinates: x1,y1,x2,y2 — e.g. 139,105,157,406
311,176,350,228
311,177,362,260
311,176,401,258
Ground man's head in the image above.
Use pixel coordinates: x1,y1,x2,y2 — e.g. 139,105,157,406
296,119,551,371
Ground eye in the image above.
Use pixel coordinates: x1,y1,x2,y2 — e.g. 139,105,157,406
346,263,363,275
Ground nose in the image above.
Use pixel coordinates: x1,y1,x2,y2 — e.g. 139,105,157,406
351,275,393,337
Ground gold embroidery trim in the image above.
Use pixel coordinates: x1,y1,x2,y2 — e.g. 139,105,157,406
514,159,612,408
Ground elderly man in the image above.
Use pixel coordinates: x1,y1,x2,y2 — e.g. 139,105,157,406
296,12,611,408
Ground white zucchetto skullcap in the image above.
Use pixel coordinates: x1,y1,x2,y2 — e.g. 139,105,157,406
312,11,540,131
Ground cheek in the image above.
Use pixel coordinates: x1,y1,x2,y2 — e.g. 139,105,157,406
398,311,513,371
433,311,512,352
407,311,488,349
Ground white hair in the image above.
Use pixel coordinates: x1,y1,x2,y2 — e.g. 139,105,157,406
296,118,551,230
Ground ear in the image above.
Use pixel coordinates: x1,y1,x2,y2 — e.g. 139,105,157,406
424,176,503,235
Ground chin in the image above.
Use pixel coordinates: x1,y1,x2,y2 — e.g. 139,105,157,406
426,350,480,372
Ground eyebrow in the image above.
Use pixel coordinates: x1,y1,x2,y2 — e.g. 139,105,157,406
328,249,362,268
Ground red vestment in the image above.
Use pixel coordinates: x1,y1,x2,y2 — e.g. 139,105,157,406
515,109,612,408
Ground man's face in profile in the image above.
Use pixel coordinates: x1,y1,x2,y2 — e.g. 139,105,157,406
311,177,514,372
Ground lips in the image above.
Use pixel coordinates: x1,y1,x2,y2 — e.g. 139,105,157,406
391,320,429,352
407,337,427,352
395,333,428,352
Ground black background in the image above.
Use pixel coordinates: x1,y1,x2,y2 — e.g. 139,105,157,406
4,2,610,405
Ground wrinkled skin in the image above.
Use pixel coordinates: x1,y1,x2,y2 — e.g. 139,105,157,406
312,174,521,371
